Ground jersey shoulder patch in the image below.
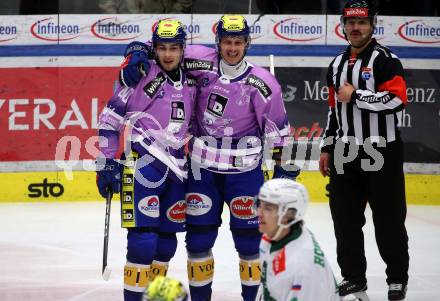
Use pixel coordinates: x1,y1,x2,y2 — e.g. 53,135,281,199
143,72,166,98
246,74,272,98
184,58,214,71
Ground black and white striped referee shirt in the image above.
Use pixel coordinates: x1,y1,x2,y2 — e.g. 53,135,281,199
321,38,407,153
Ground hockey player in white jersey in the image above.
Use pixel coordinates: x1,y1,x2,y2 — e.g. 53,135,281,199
256,179,340,301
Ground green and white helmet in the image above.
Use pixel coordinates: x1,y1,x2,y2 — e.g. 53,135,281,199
258,178,309,227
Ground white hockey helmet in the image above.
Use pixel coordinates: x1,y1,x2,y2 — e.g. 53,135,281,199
258,178,309,227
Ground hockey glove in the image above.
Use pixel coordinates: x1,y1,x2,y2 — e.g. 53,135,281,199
120,41,151,87
96,158,121,198
273,163,300,181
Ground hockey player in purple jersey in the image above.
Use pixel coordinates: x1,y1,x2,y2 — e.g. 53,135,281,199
95,19,196,301
119,15,298,301
183,15,296,301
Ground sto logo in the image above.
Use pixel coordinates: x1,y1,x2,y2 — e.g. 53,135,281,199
28,178,64,198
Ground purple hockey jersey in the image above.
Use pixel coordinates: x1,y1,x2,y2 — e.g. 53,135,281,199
183,45,290,172
98,61,197,179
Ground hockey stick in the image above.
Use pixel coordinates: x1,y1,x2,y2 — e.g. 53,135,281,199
269,54,275,76
102,189,113,281
262,54,277,182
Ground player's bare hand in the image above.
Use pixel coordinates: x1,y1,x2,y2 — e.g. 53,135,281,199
319,152,331,177
337,82,355,103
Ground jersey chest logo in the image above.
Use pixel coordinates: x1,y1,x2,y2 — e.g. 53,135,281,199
143,72,166,98
184,58,213,71
361,67,372,80
206,93,228,117
246,74,272,98
170,101,185,122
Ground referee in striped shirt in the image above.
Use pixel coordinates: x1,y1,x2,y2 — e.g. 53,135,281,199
319,1,409,300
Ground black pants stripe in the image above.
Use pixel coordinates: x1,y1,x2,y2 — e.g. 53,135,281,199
329,139,409,285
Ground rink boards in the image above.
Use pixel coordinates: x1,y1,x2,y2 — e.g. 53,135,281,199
0,55,439,204
0,170,439,205
0,56,439,204
0,13,439,204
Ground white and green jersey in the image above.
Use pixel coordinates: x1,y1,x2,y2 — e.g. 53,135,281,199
257,226,340,301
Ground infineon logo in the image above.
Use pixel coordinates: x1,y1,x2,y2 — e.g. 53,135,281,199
0,24,18,42
273,18,323,42
31,17,80,41
92,17,141,41
334,23,385,40
398,20,440,44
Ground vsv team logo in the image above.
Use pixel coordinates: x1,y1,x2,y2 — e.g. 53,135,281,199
398,20,440,44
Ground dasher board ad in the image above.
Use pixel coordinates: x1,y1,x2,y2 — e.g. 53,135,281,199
0,66,438,164
0,14,439,46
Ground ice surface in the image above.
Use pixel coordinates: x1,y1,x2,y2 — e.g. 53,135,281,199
0,202,439,301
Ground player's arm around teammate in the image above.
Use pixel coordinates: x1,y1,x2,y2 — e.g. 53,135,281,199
116,15,297,301
96,19,197,301
181,15,300,301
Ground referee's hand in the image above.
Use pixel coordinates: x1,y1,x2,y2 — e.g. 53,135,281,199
319,152,331,177
337,82,355,103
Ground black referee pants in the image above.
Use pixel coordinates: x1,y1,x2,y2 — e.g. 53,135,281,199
329,139,409,285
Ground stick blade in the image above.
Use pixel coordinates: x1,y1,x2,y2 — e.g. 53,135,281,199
102,266,112,281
